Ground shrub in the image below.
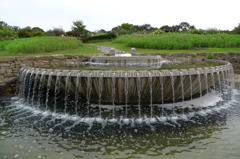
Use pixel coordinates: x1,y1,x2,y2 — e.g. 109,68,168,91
152,29,165,34
207,54,215,59
18,27,45,38
0,27,17,41
232,23,240,34
82,33,117,43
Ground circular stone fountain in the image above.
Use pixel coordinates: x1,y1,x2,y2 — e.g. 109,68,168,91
17,51,234,114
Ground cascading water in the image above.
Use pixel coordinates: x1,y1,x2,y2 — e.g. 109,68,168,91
54,71,61,112
45,72,53,109
14,58,234,118
37,71,46,107
98,72,103,116
0,56,238,159
124,72,129,116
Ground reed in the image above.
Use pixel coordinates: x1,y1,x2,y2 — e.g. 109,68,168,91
2,36,82,53
114,33,240,50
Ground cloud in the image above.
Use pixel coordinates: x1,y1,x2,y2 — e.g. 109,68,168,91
1,0,239,31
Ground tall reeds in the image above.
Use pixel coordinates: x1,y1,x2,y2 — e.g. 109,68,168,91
114,33,240,50
2,36,82,53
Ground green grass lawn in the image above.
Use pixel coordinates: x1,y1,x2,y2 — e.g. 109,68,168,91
1,39,240,57
114,33,240,50
94,42,240,54
0,43,103,57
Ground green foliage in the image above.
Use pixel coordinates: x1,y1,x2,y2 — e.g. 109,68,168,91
205,28,221,34
160,22,195,32
1,36,82,53
188,29,208,35
152,29,165,34
207,54,215,59
82,33,117,43
0,21,9,29
18,27,32,38
0,21,18,41
18,27,45,38
52,28,65,36
70,20,88,37
5,87,13,92
45,30,55,36
112,23,157,35
0,27,17,41
0,40,12,51
114,33,240,50
233,23,240,34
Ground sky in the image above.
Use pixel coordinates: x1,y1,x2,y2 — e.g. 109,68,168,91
1,0,240,32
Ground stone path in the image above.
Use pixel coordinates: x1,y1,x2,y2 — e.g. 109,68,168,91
95,45,128,54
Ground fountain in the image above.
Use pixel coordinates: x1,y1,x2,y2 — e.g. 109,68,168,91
16,49,235,117
1,49,239,159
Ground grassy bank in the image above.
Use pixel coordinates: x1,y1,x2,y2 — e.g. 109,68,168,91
1,35,240,57
94,42,240,54
0,36,83,53
114,33,240,50
0,37,103,57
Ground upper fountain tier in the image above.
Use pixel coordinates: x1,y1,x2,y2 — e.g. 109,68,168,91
89,55,163,68
86,47,163,68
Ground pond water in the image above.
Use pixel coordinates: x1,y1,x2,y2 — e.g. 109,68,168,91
0,89,240,159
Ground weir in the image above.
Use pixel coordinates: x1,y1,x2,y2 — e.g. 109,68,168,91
16,53,235,117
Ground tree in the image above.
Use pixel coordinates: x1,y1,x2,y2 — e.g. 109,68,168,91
18,27,33,38
111,23,135,35
9,26,20,32
71,20,88,37
98,29,106,34
178,22,196,31
0,27,17,41
52,27,65,36
119,23,134,31
18,27,45,38
0,21,8,30
32,27,45,36
0,21,19,40
232,23,240,34
32,27,44,32
111,23,156,34
160,25,171,32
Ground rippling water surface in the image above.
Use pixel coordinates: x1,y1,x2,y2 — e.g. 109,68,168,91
0,89,240,159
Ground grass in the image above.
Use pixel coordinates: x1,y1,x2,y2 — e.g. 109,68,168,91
157,61,219,70
0,41,103,57
1,34,240,57
94,42,240,54
4,36,83,53
113,33,240,50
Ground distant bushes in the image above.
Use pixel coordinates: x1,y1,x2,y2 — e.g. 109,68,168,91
18,27,45,38
82,33,117,43
1,36,82,53
114,33,240,50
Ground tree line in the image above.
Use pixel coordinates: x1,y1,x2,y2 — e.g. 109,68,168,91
1,20,240,41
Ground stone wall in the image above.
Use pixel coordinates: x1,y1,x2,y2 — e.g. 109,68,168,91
0,55,89,96
0,53,240,96
152,52,240,74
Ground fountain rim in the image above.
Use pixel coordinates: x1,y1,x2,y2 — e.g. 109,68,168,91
90,55,162,61
20,59,233,78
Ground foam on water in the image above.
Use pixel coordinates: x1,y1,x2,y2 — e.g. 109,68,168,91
3,91,233,130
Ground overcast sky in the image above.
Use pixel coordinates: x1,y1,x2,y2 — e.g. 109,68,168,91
1,0,239,32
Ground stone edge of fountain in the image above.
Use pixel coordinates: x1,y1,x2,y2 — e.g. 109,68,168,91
19,60,233,78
